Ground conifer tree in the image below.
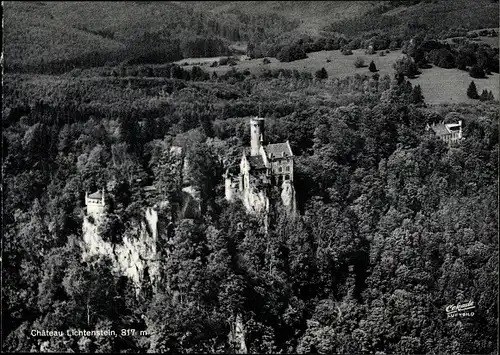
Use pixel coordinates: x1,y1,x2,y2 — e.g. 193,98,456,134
467,81,479,99
410,84,424,104
369,60,377,72
480,89,489,101
315,67,328,80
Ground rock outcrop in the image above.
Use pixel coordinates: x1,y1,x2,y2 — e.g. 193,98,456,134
228,314,247,354
281,180,297,215
81,207,161,293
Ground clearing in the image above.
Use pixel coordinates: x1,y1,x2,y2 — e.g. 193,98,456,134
408,67,499,105
176,48,499,105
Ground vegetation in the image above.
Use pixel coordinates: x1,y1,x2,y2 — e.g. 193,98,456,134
369,60,377,72
480,89,495,101
470,64,487,78
394,55,421,78
2,57,498,353
467,81,480,98
277,42,308,62
354,57,365,68
2,1,498,353
314,68,328,80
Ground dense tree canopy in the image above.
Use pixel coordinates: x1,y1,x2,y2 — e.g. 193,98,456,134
2,60,498,353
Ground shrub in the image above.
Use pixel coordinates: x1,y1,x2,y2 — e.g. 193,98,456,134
368,61,377,72
341,47,353,55
410,84,424,104
210,61,218,67
69,68,82,77
469,64,486,78
365,46,375,55
479,89,495,101
262,58,271,64
354,57,365,68
417,60,432,69
277,43,307,62
467,81,479,99
379,51,386,56
326,59,331,63
479,89,490,101
315,67,328,80
429,48,456,68
394,55,420,78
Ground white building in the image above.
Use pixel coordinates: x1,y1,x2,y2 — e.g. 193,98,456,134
426,120,463,146
85,189,106,218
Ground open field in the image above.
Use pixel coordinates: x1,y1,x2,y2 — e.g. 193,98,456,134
176,48,500,105
469,28,499,48
476,36,499,48
179,49,406,78
445,28,500,48
408,67,500,105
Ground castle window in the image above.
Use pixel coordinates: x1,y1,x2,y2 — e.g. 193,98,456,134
285,166,290,172
279,167,283,173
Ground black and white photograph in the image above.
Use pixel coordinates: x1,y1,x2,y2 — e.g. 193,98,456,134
2,1,499,353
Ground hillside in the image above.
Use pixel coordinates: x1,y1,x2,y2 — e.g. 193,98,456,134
3,66,498,353
4,1,245,72
3,2,127,70
177,1,382,35
325,0,499,38
5,0,498,73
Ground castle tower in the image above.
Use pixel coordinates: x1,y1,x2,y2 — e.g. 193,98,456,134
250,117,265,156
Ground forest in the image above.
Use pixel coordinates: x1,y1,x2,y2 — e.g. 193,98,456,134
2,55,498,353
4,1,499,74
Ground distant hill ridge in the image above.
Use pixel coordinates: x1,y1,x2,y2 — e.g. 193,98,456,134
3,0,499,73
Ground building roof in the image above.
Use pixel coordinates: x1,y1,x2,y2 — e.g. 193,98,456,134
247,155,267,170
226,164,240,175
265,142,293,159
430,123,451,136
88,190,103,199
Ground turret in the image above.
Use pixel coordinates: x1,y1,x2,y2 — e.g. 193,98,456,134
250,117,265,156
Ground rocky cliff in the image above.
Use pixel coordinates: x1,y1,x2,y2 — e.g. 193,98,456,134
281,180,297,215
81,207,161,293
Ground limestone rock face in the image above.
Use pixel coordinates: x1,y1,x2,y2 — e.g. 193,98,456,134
281,180,297,215
225,176,237,202
81,207,161,292
242,186,269,214
228,314,247,354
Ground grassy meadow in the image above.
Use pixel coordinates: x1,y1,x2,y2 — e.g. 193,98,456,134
177,48,500,105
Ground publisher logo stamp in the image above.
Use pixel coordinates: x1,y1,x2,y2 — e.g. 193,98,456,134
446,300,475,318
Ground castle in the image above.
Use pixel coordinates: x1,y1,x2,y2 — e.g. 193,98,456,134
225,117,297,214
426,120,463,146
